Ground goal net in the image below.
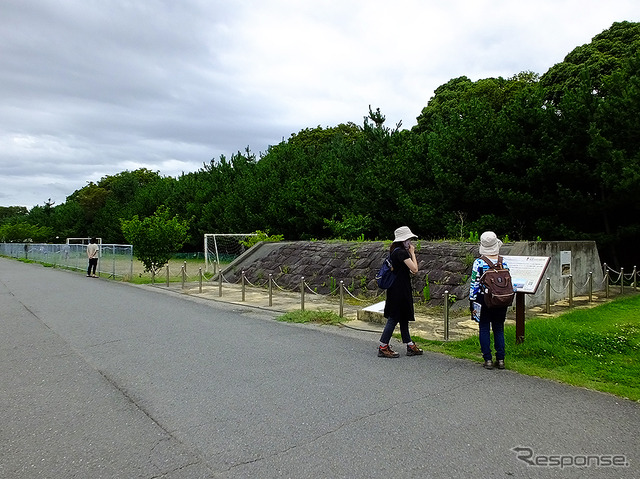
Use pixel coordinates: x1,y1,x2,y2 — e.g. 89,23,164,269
204,234,257,272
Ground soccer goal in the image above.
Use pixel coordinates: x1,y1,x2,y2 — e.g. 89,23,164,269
66,237,102,245
204,234,257,272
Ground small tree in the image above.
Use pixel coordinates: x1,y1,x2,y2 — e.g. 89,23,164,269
121,206,190,272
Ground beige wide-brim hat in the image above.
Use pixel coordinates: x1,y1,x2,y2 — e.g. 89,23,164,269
393,226,418,243
479,231,502,255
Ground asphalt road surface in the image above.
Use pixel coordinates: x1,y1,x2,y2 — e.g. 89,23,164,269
1,258,638,478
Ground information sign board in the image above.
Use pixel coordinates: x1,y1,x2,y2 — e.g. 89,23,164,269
502,255,551,294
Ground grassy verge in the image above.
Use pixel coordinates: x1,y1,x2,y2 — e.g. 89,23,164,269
277,310,345,326
414,294,640,402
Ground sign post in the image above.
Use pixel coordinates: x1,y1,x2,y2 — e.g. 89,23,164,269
502,255,551,344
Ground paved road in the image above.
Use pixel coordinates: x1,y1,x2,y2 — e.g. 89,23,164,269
1,258,638,478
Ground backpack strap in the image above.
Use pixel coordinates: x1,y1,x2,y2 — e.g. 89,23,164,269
480,255,504,269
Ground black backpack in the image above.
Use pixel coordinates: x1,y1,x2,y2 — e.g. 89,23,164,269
479,255,515,308
375,255,396,289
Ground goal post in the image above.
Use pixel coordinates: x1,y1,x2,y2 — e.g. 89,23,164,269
204,234,257,272
66,237,102,245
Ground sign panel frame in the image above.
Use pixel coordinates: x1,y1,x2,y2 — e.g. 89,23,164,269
502,255,551,294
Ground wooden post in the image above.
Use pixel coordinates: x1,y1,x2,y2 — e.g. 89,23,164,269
515,292,525,344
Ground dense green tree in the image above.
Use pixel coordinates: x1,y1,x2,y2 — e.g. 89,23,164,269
121,205,190,272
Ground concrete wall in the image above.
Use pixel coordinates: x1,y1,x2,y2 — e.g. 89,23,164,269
222,240,603,309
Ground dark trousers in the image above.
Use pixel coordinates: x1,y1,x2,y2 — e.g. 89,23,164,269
479,305,506,361
88,258,98,276
380,317,411,344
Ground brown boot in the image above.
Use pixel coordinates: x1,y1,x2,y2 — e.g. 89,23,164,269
378,345,399,358
407,343,423,356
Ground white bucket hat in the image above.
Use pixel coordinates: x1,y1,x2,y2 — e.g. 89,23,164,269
479,231,502,255
393,226,417,243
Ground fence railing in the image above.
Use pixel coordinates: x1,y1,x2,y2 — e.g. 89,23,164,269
162,261,639,341
0,243,134,279
4,249,636,341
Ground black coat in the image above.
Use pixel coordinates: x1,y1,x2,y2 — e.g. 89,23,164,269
383,247,415,322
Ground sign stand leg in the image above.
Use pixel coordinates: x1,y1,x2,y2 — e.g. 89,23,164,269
515,292,525,344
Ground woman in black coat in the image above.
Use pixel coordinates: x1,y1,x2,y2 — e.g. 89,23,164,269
378,226,423,358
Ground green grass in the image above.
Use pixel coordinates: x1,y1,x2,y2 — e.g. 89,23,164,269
413,293,640,402
277,310,346,326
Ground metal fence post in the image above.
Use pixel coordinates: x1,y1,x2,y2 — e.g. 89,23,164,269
241,271,246,302
339,280,344,318
444,290,449,341
588,272,593,302
545,277,551,313
300,276,305,311
568,275,573,307
268,274,273,306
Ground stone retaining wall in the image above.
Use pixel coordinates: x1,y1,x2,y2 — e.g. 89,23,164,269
222,240,604,309
223,240,480,307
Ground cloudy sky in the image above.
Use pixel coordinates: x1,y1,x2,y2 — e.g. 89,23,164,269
1,1,639,208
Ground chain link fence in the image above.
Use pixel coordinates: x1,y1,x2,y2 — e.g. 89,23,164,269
0,243,134,279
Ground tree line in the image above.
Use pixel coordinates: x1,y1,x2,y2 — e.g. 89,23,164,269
1,22,638,268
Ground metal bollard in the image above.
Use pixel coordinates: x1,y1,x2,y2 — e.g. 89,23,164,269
444,290,449,341
241,271,246,302
151,264,155,284
166,264,170,287
621,267,624,295
218,271,222,297
545,278,551,314
568,275,573,307
300,276,305,311
268,274,273,306
588,272,593,302
199,267,203,293
181,265,186,289
339,281,344,318
605,270,609,299
633,266,637,290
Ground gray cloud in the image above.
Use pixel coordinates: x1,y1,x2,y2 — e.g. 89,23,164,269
1,0,639,207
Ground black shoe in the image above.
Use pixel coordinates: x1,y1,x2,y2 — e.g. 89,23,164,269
495,359,505,369
483,359,494,369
